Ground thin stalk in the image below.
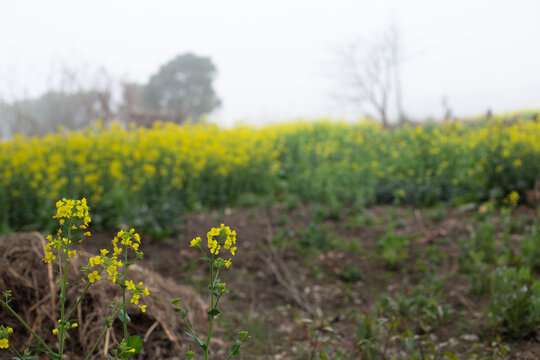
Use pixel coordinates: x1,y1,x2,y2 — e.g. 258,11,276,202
223,340,247,360
180,315,203,347
66,281,92,322
84,307,121,360
58,219,72,357
122,245,129,340
0,300,55,355
203,252,216,360
9,344,24,359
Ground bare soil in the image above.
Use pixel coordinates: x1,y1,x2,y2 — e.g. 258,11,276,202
2,204,540,359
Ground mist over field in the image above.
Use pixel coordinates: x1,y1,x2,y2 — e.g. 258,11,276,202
1,0,539,131
1,2,540,359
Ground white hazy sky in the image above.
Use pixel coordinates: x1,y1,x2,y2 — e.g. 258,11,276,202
1,0,539,126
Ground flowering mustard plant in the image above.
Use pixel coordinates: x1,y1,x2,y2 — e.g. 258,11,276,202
0,325,13,350
174,224,249,360
0,199,147,359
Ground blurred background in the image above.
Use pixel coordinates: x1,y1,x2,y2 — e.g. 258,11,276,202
1,0,539,136
3,2,540,359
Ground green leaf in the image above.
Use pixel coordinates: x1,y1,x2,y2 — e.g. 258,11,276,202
229,343,241,356
118,309,131,324
127,335,143,355
207,308,221,317
185,331,204,347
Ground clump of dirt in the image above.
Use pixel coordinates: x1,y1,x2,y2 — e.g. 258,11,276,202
0,232,207,359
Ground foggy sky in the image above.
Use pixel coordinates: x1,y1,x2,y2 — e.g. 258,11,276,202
1,0,539,126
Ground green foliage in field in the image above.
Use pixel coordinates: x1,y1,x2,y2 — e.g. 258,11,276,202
489,267,540,339
377,226,409,270
2,113,540,236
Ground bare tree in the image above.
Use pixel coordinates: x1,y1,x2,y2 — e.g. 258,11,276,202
333,24,403,127
442,96,454,122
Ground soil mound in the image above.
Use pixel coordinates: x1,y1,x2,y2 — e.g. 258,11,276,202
0,232,206,359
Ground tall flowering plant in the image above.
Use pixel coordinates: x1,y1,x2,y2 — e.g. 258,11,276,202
0,199,149,359
172,224,249,360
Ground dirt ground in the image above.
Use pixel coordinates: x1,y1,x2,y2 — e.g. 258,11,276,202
3,204,540,359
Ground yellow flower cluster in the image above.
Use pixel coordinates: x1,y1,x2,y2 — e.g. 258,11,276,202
83,228,147,311
53,198,91,228
0,121,277,231
85,236,129,285
3,112,540,232
114,229,142,254
0,325,13,349
51,319,77,335
504,190,520,208
191,223,237,268
125,280,150,312
43,198,92,263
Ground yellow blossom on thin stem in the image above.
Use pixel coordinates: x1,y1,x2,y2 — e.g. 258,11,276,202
88,271,101,283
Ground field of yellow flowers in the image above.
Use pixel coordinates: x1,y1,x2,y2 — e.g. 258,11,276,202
1,114,540,237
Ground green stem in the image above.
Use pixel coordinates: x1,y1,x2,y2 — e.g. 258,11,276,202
122,245,129,340
58,219,72,357
65,281,92,322
180,314,203,347
9,344,24,359
223,339,247,360
84,307,121,360
204,253,216,360
0,300,55,355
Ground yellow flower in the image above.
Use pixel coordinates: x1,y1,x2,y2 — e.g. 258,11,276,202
210,242,220,255
230,246,237,256
89,255,104,267
505,190,520,207
225,259,232,268
43,251,56,263
113,246,123,256
84,231,91,237
72,323,78,328
125,280,136,290
190,236,201,248
88,271,101,283
0,338,7,349
139,305,147,313
6,327,12,334
52,328,58,335
107,265,117,276
130,294,140,304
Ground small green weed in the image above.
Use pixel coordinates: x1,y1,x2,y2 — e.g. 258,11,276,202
377,227,408,270
489,266,540,339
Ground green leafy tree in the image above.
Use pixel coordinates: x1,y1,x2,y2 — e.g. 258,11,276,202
143,53,221,123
